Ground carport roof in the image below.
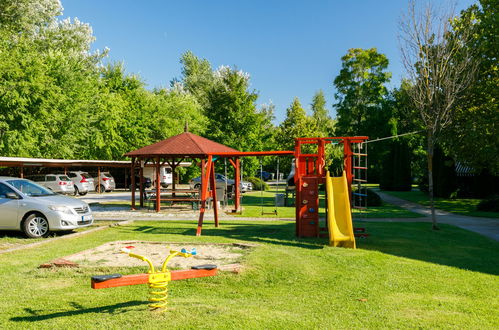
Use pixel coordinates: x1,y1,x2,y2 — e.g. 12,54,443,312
125,132,239,158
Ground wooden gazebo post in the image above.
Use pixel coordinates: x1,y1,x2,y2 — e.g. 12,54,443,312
131,157,136,210
155,156,161,212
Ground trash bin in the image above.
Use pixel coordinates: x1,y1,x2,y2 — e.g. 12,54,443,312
275,193,285,207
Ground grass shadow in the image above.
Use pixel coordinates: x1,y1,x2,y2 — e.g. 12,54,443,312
10,301,146,322
120,221,498,275
129,222,325,250
358,221,499,276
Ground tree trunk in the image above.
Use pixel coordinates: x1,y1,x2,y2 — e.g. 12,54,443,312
427,132,439,230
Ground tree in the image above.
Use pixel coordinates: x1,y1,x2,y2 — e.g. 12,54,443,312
276,97,315,151
441,0,499,174
311,90,334,137
399,0,478,229
333,48,392,137
179,51,214,110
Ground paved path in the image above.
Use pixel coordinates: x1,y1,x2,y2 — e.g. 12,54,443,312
375,190,499,241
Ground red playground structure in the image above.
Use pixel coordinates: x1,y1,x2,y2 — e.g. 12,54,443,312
126,133,368,238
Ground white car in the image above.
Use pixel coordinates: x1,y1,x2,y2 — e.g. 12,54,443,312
0,177,93,238
68,171,95,196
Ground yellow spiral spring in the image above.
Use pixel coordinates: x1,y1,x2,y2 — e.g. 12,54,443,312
148,276,169,309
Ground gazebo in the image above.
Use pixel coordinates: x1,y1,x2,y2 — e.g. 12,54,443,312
125,130,241,235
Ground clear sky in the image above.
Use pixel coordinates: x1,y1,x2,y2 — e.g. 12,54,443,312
61,0,475,123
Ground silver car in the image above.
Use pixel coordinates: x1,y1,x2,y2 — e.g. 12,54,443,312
27,174,75,195
90,172,116,193
0,177,93,238
68,171,95,196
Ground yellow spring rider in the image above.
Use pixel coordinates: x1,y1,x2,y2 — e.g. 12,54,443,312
120,247,196,310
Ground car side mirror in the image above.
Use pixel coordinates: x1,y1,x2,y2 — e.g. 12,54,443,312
5,192,20,199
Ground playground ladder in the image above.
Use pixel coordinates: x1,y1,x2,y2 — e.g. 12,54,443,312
352,142,368,215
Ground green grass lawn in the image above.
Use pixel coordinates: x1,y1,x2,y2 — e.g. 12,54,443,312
237,190,423,218
380,189,499,218
0,221,497,328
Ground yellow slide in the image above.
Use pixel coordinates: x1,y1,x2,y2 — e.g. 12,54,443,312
326,171,356,248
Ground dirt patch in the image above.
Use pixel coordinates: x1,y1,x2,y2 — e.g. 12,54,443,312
62,241,255,270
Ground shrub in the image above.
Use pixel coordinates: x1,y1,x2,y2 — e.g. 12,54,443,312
245,177,269,191
477,196,499,212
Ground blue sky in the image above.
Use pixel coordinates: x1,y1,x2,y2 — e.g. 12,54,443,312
61,0,475,123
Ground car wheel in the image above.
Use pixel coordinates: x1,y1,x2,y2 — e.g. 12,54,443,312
78,191,87,196
73,186,79,196
99,184,105,193
194,184,201,189
23,213,49,238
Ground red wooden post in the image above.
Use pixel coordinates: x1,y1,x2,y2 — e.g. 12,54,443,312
210,160,219,227
131,158,136,210
197,156,212,236
155,157,161,212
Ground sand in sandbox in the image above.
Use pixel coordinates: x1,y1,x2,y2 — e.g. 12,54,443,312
64,241,254,269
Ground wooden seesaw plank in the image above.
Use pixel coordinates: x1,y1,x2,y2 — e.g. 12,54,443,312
91,268,218,289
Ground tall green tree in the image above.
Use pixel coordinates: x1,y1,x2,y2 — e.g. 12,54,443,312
276,97,315,151
179,51,214,110
311,90,334,137
333,48,392,137
441,0,499,174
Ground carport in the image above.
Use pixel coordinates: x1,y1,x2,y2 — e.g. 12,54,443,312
0,157,132,193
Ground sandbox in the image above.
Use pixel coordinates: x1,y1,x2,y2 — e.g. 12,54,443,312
55,241,255,270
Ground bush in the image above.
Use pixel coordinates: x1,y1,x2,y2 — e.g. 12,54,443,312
477,196,499,212
380,139,412,191
353,188,382,207
245,177,269,191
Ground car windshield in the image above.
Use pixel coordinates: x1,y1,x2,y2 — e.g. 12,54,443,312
59,175,71,181
7,179,55,196
103,173,113,178
81,172,91,179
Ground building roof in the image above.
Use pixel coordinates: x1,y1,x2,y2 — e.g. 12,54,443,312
125,132,239,158
0,156,190,168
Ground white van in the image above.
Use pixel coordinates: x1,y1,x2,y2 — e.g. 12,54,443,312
142,166,173,188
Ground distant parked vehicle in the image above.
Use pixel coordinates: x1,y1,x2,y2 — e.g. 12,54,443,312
0,177,93,238
27,174,75,195
189,173,253,193
89,172,116,193
114,174,152,190
255,170,272,181
143,166,173,188
67,171,95,196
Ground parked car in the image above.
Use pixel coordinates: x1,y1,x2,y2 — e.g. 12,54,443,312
27,174,75,195
189,173,253,193
0,177,93,238
89,172,116,193
67,171,95,196
255,170,273,181
114,174,152,190
142,166,173,188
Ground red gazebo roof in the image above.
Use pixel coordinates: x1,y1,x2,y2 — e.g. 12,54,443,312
125,132,239,158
